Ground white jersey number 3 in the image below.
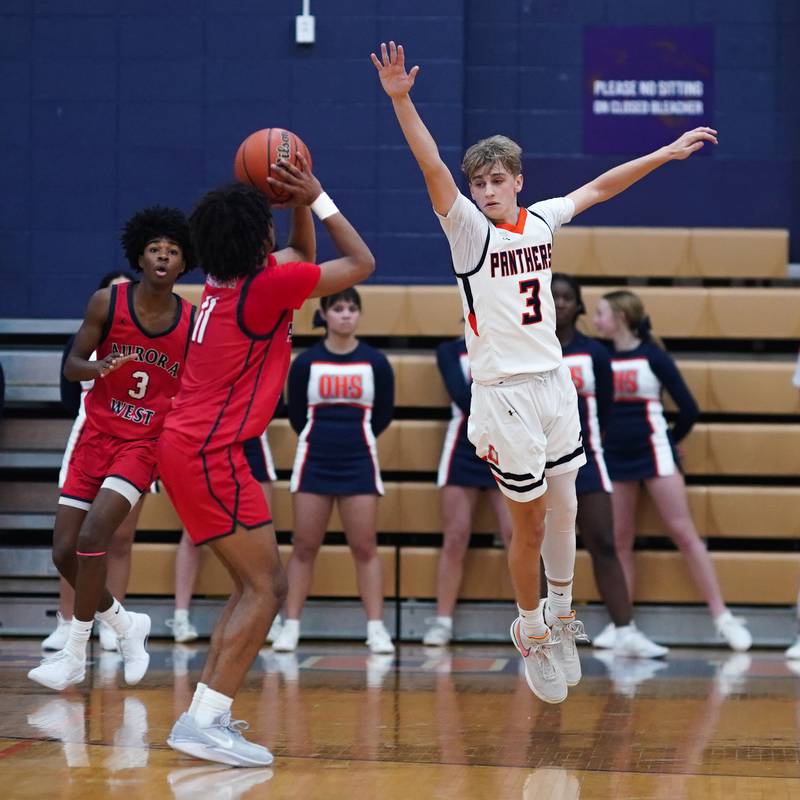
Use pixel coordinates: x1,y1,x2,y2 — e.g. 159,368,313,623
192,296,218,344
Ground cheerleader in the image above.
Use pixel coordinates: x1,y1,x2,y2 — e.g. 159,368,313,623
593,290,751,652
423,335,512,646
552,274,666,658
273,288,395,654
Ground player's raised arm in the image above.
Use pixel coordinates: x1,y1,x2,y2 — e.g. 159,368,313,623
371,41,458,216
63,290,136,382
566,127,718,217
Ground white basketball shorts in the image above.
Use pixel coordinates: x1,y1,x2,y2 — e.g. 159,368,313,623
467,363,586,502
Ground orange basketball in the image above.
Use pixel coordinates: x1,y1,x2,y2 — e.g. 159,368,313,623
233,128,313,203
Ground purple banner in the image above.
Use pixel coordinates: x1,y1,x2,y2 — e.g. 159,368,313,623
584,27,714,154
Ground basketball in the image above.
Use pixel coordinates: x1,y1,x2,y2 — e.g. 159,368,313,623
233,128,313,203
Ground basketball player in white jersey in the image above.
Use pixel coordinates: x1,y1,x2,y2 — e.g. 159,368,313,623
371,41,717,703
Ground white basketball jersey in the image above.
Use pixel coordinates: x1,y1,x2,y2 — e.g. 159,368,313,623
437,193,574,383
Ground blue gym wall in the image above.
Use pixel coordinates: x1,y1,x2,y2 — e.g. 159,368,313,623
1,1,797,318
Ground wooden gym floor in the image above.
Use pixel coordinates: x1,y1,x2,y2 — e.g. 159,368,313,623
1,638,799,799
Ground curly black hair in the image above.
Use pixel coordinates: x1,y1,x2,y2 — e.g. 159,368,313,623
188,183,274,281
121,206,195,273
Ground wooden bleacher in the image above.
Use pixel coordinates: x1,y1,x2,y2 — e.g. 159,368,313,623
1,225,798,629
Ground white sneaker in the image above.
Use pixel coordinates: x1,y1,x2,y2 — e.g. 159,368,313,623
614,624,669,659
422,619,452,647
785,635,800,660
98,621,118,651
167,712,274,768
266,615,283,644
166,616,199,644
272,620,299,652
366,623,395,654
544,602,589,687
41,613,72,651
28,650,86,691
715,611,752,652
510,617,567,704
592,622,616,649
117,611,151,685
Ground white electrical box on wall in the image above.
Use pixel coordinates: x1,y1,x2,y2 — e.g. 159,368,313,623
296,14,315,44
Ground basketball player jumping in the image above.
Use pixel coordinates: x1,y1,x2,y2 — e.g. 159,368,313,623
372,41,716,703
29,207,196,691
159,161,375,767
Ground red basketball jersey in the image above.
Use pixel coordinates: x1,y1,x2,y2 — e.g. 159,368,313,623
163,255,320,449
83,282,195,440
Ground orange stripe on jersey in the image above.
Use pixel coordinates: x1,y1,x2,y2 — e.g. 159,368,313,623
495,207,527,235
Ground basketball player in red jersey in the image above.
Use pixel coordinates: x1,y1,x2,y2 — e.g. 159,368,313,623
28,207,197,691
160,161,375,767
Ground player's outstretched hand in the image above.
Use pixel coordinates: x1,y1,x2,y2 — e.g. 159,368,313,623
370,41,419,99
96,352,137,378
665,127,718,160
267,153,323,209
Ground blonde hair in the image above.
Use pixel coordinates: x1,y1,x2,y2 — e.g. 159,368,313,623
602,290,665,349
461,135,522,181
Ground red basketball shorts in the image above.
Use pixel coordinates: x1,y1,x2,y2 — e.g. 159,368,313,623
59,424,158,510
157,429,272,545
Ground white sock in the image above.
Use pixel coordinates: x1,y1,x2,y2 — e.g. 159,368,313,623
192,686,233,728
281,619,300,636
367,620,386,638
64,618,93,661
188,682,207,716
173,608,190,624
518,605,548,639
545,576,574,620
435,616,453,629
95,598,132,636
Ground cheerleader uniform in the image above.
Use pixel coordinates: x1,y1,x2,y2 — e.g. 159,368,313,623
604,340,699,481
436,337,496,488
288,341,394,495
561,332,613,496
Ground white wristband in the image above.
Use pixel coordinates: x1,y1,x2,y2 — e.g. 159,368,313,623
310,192,339,221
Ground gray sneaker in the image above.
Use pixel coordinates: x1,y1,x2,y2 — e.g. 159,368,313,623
543,600,590,687
167,712,274,767
510,618,568,704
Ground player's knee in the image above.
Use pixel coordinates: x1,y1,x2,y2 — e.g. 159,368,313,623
76,521,109,558
52,541,74,575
